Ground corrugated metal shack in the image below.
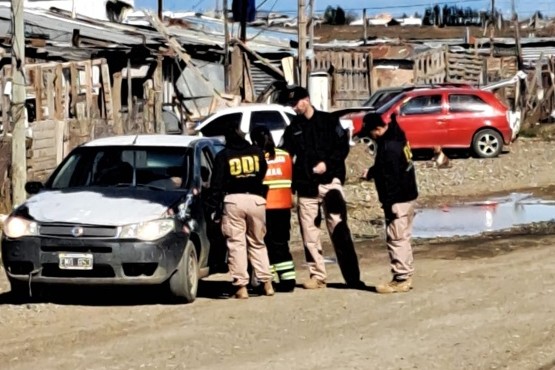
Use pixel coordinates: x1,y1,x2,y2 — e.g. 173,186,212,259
0,5,296,186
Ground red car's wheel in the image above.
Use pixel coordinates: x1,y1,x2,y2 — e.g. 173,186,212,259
472,129,503,158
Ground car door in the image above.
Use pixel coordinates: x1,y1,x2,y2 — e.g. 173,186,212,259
396,93,447,148
248,110,288,145
194,141,227,272
445,93,494,147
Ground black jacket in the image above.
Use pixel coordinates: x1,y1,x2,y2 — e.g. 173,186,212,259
280,109,350,197
366,119,418,208
209,137,268,208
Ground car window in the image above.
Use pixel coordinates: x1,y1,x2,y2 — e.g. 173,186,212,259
448,94,489,113
249,111,287,132
400,95,443,115
201,113,242,137
48,146,192,190
200,147,214,189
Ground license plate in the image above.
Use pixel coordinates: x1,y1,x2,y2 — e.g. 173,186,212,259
58,253,93,270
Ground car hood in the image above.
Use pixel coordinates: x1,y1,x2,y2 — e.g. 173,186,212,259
22,188,185,226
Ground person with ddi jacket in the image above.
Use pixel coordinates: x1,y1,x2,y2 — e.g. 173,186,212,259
208,122,275,299
251,125,296,292
360,113,418,294
279,85,363,290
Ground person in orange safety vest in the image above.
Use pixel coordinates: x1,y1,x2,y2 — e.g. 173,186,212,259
251,125,297,292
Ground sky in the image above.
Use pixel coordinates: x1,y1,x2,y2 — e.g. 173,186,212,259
135,0,555,18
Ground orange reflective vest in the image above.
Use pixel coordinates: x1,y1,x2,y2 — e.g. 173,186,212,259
264,148,293,210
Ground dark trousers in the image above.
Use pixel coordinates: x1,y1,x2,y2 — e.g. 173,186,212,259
265,208,296,292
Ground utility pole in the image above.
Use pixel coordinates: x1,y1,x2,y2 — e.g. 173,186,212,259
223,0,230,92
491,0,495,26
511,0,517,20
363,8,367,45
308,0,314,72
11,0,27,207
298,0,307,87
158,0,163,21
240,0,247,42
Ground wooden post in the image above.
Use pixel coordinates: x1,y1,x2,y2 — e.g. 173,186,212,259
298,0,307,87
127,57,133,132
70,63,78,118
46,71,55,120
84,62,92,118
55,64,63,120
100,60,114,126
112,71,123,134
11,0,27,206
34,66,43,122
154,56,164,134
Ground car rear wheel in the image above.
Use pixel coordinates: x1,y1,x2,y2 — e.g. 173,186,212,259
169,240,199,303
360,137,377,157
472,129,503,158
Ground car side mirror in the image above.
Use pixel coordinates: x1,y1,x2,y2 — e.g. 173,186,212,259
25,181,44,195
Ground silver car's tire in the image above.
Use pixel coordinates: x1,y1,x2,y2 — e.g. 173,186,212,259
169,240,199,303
472,129,503,158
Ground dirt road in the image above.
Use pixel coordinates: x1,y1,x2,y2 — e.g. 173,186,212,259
1,225,555,370
1,138,555,369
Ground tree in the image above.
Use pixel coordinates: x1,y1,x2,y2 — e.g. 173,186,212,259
335,6,346,25
323,5,336,24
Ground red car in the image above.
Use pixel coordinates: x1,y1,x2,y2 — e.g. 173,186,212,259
343,87,514,158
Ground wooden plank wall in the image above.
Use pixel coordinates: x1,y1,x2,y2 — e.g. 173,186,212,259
313,51,372,108
1,58,165,183
413,48,447,84
486,56,518,106
445,50,484,84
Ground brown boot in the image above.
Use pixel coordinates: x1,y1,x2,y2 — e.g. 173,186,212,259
235,286,248,299
302,278,326,289
263,281,275,296
375,277,412,294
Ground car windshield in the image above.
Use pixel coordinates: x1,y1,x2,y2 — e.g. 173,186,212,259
363,89,406,108
376,92,408,113
46,146,192,191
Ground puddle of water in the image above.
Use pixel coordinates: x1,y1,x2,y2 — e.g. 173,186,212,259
413,193,555,238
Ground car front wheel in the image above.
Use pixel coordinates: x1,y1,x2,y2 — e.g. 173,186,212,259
472,129,503,158
169,240,199,303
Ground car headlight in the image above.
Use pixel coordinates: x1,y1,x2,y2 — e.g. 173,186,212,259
119,219,175,241
2,216,38,239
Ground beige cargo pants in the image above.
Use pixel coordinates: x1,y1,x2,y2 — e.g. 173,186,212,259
385,201,416,280
221,193,273,287
297,178,346,282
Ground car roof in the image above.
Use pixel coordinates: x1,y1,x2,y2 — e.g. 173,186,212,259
82,135,221,148
207,103,291,114
195,103,295,131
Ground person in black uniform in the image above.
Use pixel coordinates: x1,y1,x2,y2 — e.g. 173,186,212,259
278,85,363,289
360,113,418,293
208,121,275,299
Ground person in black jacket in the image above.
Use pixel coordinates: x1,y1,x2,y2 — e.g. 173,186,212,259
279,85,362,289
208,122,274,299
360,112,418,294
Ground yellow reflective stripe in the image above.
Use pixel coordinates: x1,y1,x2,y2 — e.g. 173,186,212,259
279,271,297,280
264,179,292,185
275,148,288,155
273,261,295,270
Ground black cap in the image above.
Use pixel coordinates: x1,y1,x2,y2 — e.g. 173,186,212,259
279,85,309,107
361,112,388,134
